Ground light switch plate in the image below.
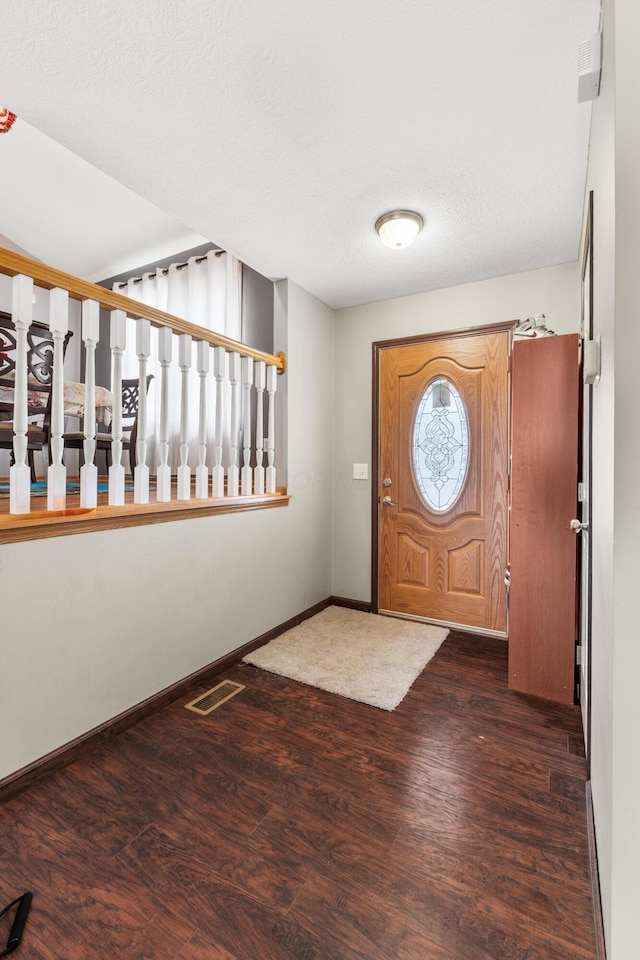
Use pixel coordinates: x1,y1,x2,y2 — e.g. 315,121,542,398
353,463,368,480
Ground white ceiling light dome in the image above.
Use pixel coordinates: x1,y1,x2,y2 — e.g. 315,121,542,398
375,210,423,249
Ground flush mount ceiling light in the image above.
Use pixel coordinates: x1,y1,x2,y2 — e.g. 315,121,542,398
375,210,423,249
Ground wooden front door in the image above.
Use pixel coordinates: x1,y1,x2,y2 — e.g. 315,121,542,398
376,329,510,633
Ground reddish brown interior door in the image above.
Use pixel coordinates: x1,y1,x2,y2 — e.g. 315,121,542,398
378,330,509,632
508,334,580,704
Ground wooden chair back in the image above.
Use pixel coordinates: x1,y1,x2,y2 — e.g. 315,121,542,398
0,313,72,476
94,374,154,476
117,375,153,466
1,313,53,417
120,376,152,431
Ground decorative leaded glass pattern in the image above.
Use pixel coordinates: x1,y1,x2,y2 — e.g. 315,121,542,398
412,377,469,512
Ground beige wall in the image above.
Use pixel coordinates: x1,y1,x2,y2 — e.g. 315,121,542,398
0,280,334,780
331,263,580,601
584,0,616,947
607,1,640,956
581,1,640,956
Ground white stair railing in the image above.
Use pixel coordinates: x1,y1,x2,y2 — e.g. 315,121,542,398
108,310,127,506
134,319,151,504
227,350,241,497
47,288,69,512
9,275,33,515
177,334,192,501
80,300,99,509
254,361,266,495
156,326,172,502
195,340,209,499
212,345,226,498
266,363,278,494
1,250,286,522
241,356,253,495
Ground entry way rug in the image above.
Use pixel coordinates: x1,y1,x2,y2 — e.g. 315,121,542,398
243,605,449,711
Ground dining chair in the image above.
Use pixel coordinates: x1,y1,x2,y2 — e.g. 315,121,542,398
0,313,72,481
63,375,154,479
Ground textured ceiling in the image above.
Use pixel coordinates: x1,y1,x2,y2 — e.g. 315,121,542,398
1,0,599,309
0,120,209,283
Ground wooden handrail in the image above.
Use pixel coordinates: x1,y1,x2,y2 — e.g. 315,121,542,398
0,247,286,372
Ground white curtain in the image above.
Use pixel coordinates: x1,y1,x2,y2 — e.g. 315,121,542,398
115,251,242,471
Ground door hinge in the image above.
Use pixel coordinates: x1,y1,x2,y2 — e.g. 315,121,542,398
576,644,582,666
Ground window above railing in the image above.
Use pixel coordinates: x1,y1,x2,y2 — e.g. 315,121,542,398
0,247,289,544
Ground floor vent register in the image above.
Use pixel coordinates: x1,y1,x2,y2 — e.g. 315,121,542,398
185,680,245,715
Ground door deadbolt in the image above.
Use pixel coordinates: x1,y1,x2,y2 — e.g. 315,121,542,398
383,477,393,487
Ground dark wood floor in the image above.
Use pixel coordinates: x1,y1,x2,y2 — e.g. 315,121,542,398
0,629,596,960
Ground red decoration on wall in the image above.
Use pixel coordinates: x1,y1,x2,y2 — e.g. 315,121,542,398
0,108,17,134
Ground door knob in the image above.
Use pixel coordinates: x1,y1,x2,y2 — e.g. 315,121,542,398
570,519,588,533
382,495,397,506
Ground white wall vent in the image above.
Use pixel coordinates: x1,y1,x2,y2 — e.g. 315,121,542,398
578,33,602,102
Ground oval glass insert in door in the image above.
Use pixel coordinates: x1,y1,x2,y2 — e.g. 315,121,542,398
412,377,469,512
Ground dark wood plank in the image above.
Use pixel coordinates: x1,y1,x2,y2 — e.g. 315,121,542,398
173,936,238,960
549,770,588,804
0,627,596,960
289,868,458,960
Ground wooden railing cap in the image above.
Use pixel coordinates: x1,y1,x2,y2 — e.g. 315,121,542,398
0,247,286,372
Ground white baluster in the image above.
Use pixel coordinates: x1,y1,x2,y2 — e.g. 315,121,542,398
227,351,241,497
9,275,33,515
47,288,69,511
177,333,192,500
80,300,99,509
156,326,172,502
108,310,126,506
266,363,278,494
254,361,266,495
241,356,253,495
212,346,225,498
196,340,210,499
134,319,151,504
